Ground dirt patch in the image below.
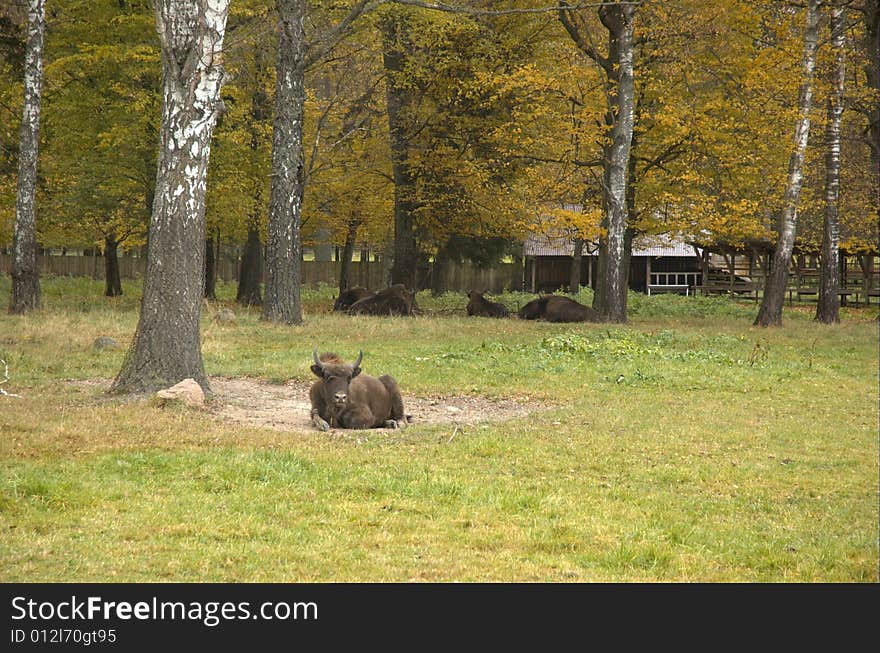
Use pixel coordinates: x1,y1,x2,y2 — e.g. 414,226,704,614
210,377,539,434
68,377,547,434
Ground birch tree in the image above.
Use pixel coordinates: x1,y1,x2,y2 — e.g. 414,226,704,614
112,0,231,393
9,0,45,315
261,0,373,324
261,0,306,324
558,1,637,323
755,0,820,327
816,3,847,324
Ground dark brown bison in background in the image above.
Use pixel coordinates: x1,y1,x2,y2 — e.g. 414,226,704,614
517,295,600,323
347,284,415,316
518,296,550,320
543,296,600,322
334,287,375,312
466,290,509,318
309,350,408,430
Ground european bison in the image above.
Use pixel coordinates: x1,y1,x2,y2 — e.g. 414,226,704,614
543,295,600,322
347,284,415,316
517,296,550,320
466,290,509,318
334,286,375,312
309,350,407,431
517,295,600,322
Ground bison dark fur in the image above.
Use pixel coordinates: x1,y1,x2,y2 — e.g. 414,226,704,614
333,287,375,312
466,290,509,318
517,296,550,320
543,296,601,322
347,284,415,316
517,295,600,322
309,350,407,431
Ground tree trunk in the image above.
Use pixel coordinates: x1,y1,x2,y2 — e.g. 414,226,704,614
569,238,584,293
104,234,122,297
9,0,45,315
262,0,305,325
510,249,524,292
204,236,217,299
755,0,820,327
236,221,263,306
622,227,635,302
817,4,847,324
431,241,450,296
860,1,880,235
382,10,419,290
338,219,359,293
112,0,230,394
594,5,636,323
864,1,879,174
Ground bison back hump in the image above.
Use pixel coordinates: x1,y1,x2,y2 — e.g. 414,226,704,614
544,296,600,322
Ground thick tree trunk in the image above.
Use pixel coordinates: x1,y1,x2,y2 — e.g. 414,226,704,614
204,236,217,299
9,0,44,315
755,0,820,327
262,0,305,325
382,11,419,290
817,5,847,324
338,219,359,293
594,5,636,323
236,221,263,306
112,0,230,394
104,234,123,297
569,238,584,293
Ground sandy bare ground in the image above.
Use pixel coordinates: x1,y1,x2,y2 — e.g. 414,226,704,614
71,377,546,434
211,377,540,434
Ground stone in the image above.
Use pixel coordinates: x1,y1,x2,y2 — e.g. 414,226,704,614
445,405,461,414
156,378,205,407
93,336,119,351
216,308,236,324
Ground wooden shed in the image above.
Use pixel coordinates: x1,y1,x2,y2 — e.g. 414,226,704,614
523,233,704,294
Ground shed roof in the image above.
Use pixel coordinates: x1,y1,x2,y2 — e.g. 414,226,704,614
524,232,701,258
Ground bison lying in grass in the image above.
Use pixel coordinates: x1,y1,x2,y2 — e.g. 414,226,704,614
347,284,415,316
517,295,600,323
333,286,375,312
466,290,509,318
309,350,408,431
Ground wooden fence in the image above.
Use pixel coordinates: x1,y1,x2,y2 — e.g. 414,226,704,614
0,254,520,293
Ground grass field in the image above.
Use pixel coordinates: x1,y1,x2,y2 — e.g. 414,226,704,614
0,276,877,581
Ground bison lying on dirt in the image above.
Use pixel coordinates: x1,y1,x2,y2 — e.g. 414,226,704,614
309,350,408,431
466,290,509,318
347,284,415,316
333,287,375,312
517,295,600,323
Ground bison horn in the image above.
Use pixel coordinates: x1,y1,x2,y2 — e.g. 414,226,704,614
352,350,363,369
312,348,325,370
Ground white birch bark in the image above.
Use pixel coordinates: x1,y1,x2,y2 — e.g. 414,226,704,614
9,0,45,315
558,2,636,323
755,0,820,327
596,4,636,323
262,0,306,325
817,4,847,324
112,0,230,393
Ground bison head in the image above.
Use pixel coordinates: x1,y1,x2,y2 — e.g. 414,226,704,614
311,349,363,411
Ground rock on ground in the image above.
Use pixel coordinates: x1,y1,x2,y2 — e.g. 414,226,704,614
156,378,205,407
93,336,119,351
216,309,236,324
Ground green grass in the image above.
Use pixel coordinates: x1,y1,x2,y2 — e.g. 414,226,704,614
0,275,877,581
